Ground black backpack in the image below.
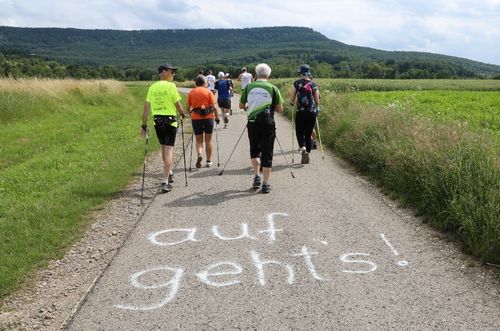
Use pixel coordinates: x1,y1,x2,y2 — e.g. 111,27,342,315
295,79,315,111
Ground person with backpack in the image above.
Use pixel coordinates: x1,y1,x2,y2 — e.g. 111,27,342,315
290,64,320,164
239,63,284,194
215,71,232,128
141,63,186,193
186,75,221,168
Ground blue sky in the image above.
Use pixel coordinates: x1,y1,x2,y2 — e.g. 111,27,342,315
1,0,499,65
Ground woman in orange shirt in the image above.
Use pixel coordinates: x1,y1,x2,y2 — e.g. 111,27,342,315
186,75,221,168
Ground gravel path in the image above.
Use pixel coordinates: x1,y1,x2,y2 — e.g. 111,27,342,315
1,92,499,330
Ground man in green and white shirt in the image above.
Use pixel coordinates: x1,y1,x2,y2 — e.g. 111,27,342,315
239,63,283,194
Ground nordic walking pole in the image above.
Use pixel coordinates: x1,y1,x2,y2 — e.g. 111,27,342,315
291,107,295,163
180,118,188,186
215,121,221,167
275,135,295,179
315,116,325,160
189,132,194,171
140,132,149,204
219,125,247,176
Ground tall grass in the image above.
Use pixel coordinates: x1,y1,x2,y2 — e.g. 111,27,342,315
0,79,159,299
306,92,499,263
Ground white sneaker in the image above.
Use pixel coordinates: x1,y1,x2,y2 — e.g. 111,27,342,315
206,161,213,168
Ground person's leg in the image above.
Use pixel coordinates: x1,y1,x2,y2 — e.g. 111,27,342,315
195,134,203,156
162,145,174,179
159,125,177,192
195,134,203,168
248,122,262,188
304,113,317,153
259,124,275,193
155,125,175,185
205,133,213,163
223,107,229,128
295,111,306,149
251,157,261,175
262,167,271,184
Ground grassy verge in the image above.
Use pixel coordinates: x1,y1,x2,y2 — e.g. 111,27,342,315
318,94,498,263
0,79,161,299
277,79,499,264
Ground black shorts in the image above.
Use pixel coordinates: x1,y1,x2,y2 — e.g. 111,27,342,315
247,121,276,168
192,118,214,135
154,124,177,146
218,99,231,109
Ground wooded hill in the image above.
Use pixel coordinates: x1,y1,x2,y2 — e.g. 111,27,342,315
1,26,500,79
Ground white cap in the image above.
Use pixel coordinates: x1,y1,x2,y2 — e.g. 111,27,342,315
218,71,225,78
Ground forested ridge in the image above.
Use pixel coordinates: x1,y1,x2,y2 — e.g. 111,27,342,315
1,26,499,80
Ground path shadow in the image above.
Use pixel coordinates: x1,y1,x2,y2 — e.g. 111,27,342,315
167,189,256,207
187,166,253,178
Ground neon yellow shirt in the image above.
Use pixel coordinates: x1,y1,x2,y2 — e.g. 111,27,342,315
146,81,182,127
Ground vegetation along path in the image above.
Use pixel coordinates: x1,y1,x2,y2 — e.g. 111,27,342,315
0,83,498,330
63,96,499,330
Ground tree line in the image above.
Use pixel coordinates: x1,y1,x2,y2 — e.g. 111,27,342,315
2,51,500,81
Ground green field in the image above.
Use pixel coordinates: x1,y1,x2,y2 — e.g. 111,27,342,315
351,90,500,132
0,79,162,299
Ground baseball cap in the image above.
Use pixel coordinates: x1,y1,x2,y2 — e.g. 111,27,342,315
298,64,311,76
157,63,177,73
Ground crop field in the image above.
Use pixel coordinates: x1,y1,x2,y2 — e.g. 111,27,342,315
351,90,500,132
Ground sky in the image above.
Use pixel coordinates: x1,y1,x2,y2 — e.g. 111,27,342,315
1,0,499,65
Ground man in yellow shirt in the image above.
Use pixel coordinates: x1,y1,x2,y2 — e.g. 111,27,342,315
141,63,186,193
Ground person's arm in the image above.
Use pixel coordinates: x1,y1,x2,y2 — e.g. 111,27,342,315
175,101,185,118
239,86,248,110
185,95,190,117
141,101,150,135
210,93,220,124
314,90,320,106
289,86,297,105
273,86,284,113
214,106,221,124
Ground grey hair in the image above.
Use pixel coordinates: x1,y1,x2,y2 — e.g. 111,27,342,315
255,63,271,79
195,74,207,87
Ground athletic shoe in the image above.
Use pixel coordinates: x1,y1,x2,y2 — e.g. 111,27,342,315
301,150,310,164
206,161,213,168
196,155,202,168
168,173,174,183
224,124,228,129
261,183,271,194
252,175,261,189
160,182,173,193
311,140,318,150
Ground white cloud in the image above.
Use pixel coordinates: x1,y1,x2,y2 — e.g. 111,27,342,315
0,0,499,65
